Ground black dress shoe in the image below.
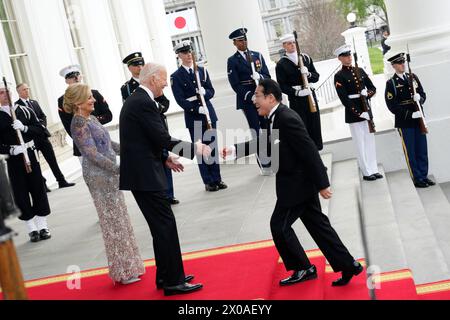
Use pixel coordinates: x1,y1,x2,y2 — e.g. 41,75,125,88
373,173,384,180
164,282,203,296
39,229,51,240
59,181,76,189
157,275,194,290
332,261,364,287
205,184,219,192
168,198,180,205
29,231,40,243
414,180,429,188
424,178,436,186
216,181,228,190
280,265,317,286
363,175,377,181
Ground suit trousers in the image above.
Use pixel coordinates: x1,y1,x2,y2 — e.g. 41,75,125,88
131,190,185,286
349,121,378,177
36,138,65,183
270,194,355,273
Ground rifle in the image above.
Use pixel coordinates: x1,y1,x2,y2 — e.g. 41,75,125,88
243,33,260,87
190,49,213,130
406,45,428,135
2,78,32,173
293,31,317,113
352,39,376,133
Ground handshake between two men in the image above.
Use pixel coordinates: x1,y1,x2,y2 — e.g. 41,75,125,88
165,140,212,173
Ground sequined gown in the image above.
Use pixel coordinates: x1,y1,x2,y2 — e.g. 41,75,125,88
71,115,145,283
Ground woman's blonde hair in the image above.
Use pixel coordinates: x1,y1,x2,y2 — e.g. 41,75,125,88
63,83,92,114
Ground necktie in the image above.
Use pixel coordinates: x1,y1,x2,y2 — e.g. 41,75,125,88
26,100,33,110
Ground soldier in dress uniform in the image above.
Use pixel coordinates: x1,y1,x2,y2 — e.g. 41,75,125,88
171,40,227,192
227,28,272,174
121,52,144,102
275,33,323,150
15,83,75,192
0,81,52,243
385,53,435,188
57,65,113,158
334,44,383,181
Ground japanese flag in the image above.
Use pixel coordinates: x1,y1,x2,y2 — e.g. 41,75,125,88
167,8,199,36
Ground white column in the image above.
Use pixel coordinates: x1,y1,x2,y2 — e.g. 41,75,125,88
0,22,17,100
195,0,273,81
141,0,178,75
342,27,373,75
385,0,450,182
74,0,128,124
9,0,77,124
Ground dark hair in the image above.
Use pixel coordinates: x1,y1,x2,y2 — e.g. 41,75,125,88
259,79,282,102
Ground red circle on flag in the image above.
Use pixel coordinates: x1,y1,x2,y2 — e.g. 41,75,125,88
175,17,187,29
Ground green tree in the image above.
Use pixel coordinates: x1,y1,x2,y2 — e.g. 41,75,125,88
337,0,389,27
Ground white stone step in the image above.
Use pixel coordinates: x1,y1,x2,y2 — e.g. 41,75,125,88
386,170,450,284
417,179,450,273
327,159,365,260
361,166,408,274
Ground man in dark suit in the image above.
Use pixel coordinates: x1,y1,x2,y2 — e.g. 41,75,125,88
222,79,363,287
276,33,323,150
171,40,227,192
57,65,113,157
16,83,75,191
120,62,209,296
227,28,272,175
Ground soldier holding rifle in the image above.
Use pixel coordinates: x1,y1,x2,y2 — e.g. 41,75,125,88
385,52,434,188
171,40,227,192
334,44,383,182
276,33,323,150
0,79,51,243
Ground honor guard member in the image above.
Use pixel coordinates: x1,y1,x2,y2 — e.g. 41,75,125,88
0,81,52,243
57,65,113,158
276,33,323,150
16,83,75,192
171,40,227,192
334,45,383,181
385,53,434,188
121,52,145,102
227,27,272,174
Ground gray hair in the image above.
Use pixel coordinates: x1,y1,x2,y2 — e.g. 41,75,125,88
139,63,166,83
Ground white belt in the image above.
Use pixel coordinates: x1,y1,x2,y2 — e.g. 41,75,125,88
12,140,35,149
186,96,198,102
348,94,361,99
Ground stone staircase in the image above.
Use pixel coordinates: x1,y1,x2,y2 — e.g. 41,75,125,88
324,156,450,286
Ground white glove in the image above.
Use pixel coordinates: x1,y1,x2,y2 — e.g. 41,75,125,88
10,145,26,156
360,112,371,120
412,111,423,119
296,88,312,97
196,87,206,96
300,66,309,75
198,106,207,115
251,72,261,81
360,89,368,97
414,93,421,103
12,120,26,132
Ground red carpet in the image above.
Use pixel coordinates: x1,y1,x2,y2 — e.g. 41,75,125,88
2,240,450,300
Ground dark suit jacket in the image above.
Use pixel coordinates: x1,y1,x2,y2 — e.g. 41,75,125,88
236,104,329,207
15,99,51,138
58,89,113,156
227,50,271,110
119,87,195,192
171,66,218,128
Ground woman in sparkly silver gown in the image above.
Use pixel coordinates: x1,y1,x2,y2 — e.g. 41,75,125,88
64,83,145,285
